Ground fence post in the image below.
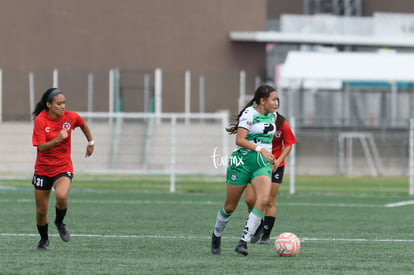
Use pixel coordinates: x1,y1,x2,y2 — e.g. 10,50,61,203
185,70,191,124
0,69,3,124
199,74,205,114
109,69,115,126
289,117,296,195
409,118,414,196
87,73,94,125
170,115,177,193
29,72,35,123
144,73,150,113
53,68,59,87
154,68,162,124
239,70,246,110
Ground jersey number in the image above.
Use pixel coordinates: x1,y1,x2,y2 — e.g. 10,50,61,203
34,177,44,187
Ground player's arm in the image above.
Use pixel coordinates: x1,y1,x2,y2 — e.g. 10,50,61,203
236,128,274,164
79,123,94,157
37,130,68,153
275,145,292,165
274,122,296,166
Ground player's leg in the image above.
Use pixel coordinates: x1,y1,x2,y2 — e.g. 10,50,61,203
260,166,284,243
259,182,279,243
32,175,53,250
211,182,246,254
245,183,264,243
235,173,271,255
53,173,72,242
34,188,51,250
212,155,249,255
244,184,255,212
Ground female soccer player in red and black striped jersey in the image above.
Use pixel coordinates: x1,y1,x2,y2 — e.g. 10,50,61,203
31,88,94,250
245,97,297,244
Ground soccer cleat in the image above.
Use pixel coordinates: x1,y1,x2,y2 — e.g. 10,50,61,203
234,240,248,256
55,222,70,242
259,237,270,244
211,233,221,254
37,239,49,251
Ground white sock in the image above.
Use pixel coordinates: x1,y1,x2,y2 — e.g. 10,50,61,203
213,208,232,237
241,208,263,242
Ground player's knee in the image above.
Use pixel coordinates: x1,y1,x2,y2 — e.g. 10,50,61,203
36,208,48,219
267,198,276,208
245,198,255,210
257,196,270,209
55,197,67,208
223,205,236,214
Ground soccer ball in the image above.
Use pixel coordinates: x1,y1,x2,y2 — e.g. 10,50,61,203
274,232,300,257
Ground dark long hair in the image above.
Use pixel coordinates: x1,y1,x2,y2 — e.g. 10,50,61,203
275,97,285,129
226,85,276,134
32,88,62,118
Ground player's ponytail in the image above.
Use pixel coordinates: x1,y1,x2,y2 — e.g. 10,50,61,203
275,97,285,129
32,88,62,118
226,85,276,134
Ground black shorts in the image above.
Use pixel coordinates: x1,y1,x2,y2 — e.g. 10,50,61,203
32,172,73,190
271,165,285,184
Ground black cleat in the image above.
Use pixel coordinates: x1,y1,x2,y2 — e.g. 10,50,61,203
234,240,248,256
259,237,270,244
37,239,49,251
211,233,221,254
55,222,70,242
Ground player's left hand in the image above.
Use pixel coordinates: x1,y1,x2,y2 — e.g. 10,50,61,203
85,144,94,157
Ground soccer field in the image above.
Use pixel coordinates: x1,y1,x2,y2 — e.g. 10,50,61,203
0,175,413,274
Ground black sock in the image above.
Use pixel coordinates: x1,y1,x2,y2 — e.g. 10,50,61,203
262,216,276,239
55,207,67,225
37,224,49,240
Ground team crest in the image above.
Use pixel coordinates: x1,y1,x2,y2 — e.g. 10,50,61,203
275,130,282,138
62,121,71,130
230,173,237,182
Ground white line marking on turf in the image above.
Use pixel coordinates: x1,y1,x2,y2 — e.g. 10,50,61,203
0,199,387,208
384,200,414,207
282,202,383,207
1,233,414,243
301,238,414,242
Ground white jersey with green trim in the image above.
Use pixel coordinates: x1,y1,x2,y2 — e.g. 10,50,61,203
235,106,277,154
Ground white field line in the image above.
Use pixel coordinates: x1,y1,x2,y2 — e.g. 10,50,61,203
384,200,414,207
1,233,413,243
1,198,412,208
0,199,387,207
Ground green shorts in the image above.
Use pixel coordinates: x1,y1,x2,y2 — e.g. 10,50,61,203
226,150,272,186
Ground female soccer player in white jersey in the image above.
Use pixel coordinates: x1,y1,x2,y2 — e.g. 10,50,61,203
245,97,297,244
210,84,278,256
